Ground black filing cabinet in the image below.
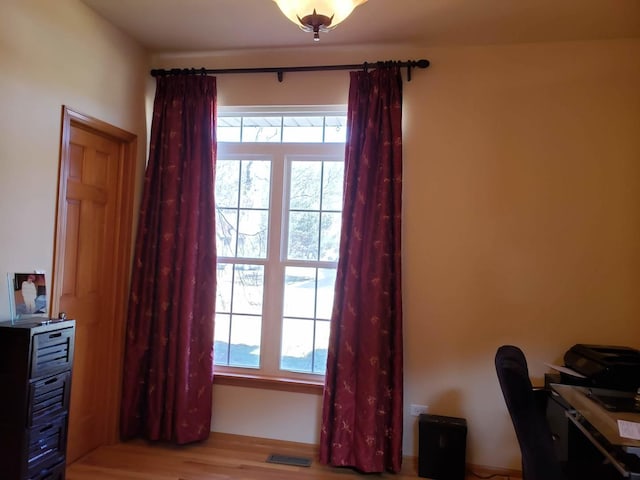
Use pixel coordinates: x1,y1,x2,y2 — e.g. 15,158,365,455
0,319,75,480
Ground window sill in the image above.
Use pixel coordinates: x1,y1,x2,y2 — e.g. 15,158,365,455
213,372,324,395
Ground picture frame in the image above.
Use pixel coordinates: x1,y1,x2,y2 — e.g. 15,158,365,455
7,272,48,322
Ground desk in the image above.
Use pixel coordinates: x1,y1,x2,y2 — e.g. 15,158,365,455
550,384,640,479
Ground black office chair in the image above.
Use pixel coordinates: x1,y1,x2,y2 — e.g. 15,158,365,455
495,345,566,480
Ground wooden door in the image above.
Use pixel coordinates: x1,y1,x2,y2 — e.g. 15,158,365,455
51,107,137,463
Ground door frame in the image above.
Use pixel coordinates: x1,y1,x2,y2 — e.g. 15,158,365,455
51,105,138,444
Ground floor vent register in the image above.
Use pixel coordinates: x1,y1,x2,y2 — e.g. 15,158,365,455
266,454,312,467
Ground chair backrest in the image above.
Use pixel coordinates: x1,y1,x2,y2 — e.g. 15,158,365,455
495,345,566,480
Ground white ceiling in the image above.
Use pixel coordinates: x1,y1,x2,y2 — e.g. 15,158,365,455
81,0,640,53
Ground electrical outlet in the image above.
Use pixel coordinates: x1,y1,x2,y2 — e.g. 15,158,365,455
410,404,429,416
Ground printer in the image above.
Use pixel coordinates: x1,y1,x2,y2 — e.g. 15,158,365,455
563,344,640,391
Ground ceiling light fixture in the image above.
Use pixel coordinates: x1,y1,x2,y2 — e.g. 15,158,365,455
273,0,368,42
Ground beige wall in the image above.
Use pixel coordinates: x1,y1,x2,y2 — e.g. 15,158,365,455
156,38,640,469
0,0,149,320
403,38,640,468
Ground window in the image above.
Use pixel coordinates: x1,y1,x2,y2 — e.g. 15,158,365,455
214,107,345,381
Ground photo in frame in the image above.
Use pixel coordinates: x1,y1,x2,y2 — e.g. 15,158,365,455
7,272,48,321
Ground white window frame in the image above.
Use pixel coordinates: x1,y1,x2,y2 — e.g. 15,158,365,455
215,106,346,383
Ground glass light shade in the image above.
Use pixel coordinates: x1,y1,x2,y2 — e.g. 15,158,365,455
273,0,368,30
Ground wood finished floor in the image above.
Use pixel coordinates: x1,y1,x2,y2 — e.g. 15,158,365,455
66,432,521,480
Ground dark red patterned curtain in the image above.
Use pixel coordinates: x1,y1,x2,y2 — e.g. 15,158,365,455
120,74,217,444
320,64,404,473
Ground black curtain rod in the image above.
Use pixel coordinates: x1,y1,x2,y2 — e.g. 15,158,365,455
150,58,429,82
